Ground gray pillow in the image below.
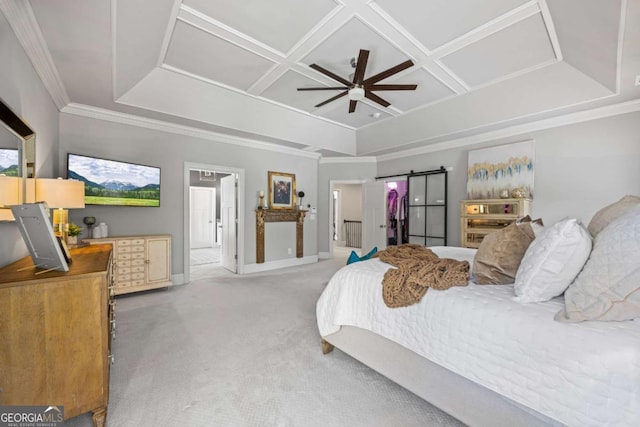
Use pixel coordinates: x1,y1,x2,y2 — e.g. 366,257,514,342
587,195,640,237
556,205,640,322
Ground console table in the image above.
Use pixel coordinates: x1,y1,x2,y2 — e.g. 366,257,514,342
256,209,307,263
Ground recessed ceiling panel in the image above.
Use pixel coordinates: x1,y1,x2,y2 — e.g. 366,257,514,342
165,21,275,91
380,69,455,111
319,100,393,128
374,0,529,50
302,18,410,82
440,14,556,87
184,0,338,53
261,71,344,112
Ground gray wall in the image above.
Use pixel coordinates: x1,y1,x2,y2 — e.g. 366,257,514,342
0,12,59,267
60,113,318,276
318,161,377,254
377,111,640,246
335,184,363,222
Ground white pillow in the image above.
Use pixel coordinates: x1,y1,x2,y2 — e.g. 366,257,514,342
514,218,592,303
556,205,640,322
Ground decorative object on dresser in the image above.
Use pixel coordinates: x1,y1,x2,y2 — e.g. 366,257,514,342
86,235,172,294
0,244,115,427
460,198,532,248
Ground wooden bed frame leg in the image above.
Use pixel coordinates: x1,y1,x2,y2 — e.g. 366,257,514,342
321,339,334,354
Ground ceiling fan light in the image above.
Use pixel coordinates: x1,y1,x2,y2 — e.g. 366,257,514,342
348,87,365,101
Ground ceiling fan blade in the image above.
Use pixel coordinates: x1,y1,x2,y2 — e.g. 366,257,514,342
297,87,348,91
314,91,348,108
365,90,390,108
309,64,353,87
363,59,414,86
369,84,417,91
348,100,357,113
352,49,370,85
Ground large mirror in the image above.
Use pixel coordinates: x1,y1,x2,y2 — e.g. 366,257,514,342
0,98,36,221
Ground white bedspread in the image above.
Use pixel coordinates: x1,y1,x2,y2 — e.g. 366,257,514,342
316,247,640,427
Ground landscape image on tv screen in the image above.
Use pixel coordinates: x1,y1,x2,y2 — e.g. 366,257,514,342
0,148,19,176
67,153,160,207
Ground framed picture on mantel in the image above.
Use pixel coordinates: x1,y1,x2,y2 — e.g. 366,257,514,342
268,171,296,209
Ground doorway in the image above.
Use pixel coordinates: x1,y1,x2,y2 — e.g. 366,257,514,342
329,180,365,260
184,163,245,283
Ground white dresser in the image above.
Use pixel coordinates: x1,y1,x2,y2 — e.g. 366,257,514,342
86,234,172,295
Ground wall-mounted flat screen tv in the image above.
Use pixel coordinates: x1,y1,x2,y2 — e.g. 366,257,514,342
0,148,19,176
67,153,160,207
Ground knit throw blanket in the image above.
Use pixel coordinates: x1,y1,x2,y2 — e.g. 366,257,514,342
375,244,470,308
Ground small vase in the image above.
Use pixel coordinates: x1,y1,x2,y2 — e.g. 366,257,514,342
511,187,526,198
67,236,78,245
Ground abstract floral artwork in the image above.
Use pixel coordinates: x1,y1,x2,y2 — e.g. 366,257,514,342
467,140,534,199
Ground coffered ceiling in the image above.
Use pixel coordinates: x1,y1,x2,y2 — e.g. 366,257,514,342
2,0,639,156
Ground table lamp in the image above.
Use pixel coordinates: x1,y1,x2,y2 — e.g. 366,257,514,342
0,175,21,221
30,178,85,239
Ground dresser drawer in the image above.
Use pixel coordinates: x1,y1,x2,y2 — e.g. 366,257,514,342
116,274,131,282
117,252,131,261
118,267,131,275
131,279,145,286
131,238,145,246
118,246,131,253
131,245,144,253
132,266,144,274
131,252,145,260
117,239,132,247
132,258,145,266
131,272,144,280
116,260,131,268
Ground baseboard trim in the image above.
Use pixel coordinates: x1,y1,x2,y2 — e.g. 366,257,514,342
171,273,185,286
318,251,331,259
243,255,318,274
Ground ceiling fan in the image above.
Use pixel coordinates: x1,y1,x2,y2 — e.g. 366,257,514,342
297,49,417,113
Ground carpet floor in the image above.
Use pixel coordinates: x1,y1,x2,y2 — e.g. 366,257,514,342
64,256,465,427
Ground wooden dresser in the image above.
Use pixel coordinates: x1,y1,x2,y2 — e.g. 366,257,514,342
0,244,115,427
86,234,172,295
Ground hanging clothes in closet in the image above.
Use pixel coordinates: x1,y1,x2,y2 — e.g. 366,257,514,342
387,189,398,245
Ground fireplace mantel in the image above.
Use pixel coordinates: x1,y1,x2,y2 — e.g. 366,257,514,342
256,209,307,264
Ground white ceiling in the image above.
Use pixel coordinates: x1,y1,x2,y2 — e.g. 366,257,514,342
2,0,639,157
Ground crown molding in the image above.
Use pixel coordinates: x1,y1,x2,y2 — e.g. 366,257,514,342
319,156,377,164
0,0,70,110
376,98,640,161
61,103,322,159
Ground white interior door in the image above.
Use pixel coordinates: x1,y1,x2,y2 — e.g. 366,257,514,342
362,181,387,252
221,174,237,273
190,187,215,249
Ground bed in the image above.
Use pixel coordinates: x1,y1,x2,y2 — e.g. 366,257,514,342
316,246,640,427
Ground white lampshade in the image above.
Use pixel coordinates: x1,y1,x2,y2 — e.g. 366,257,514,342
0,176,21,221
0,175,21,206
34,178,85,208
